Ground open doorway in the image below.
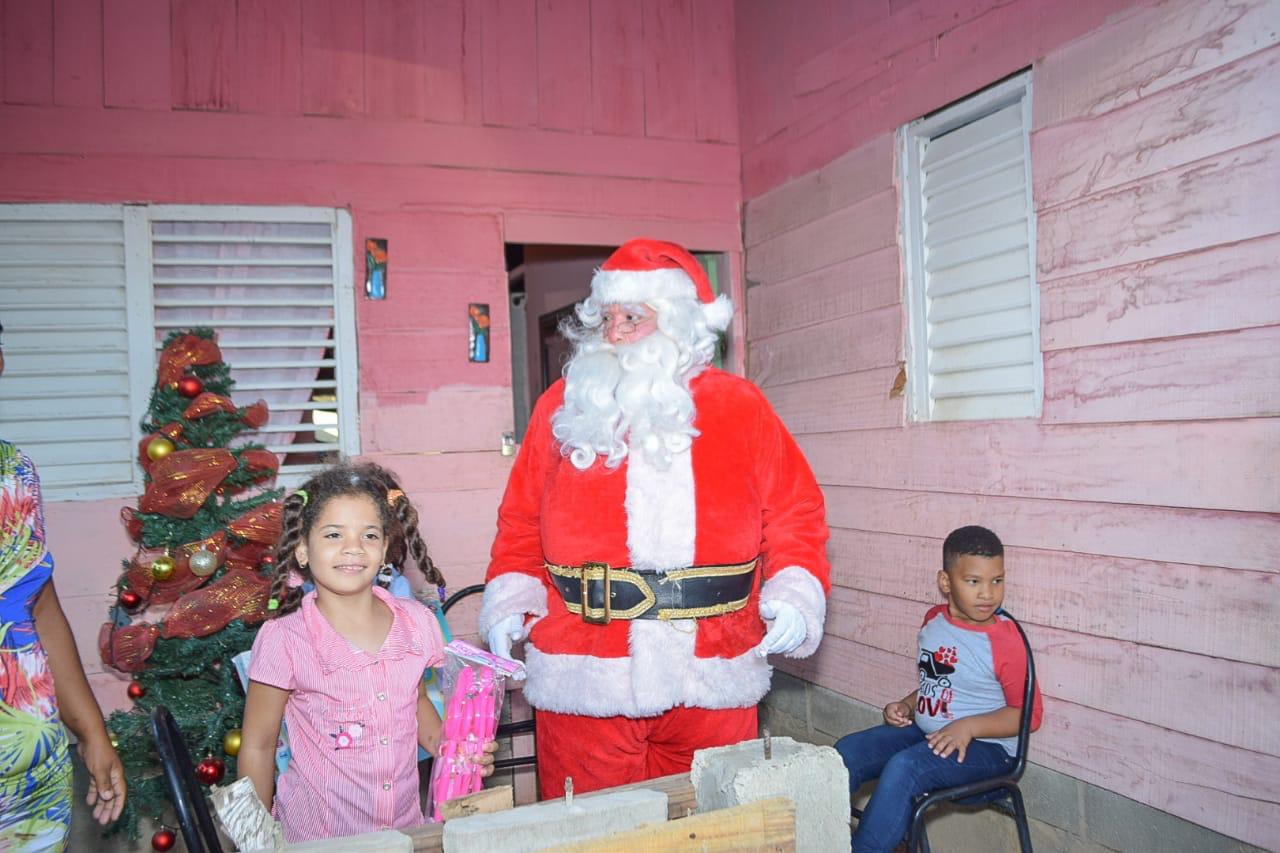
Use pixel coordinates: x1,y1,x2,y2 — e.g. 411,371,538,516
505,243,730,442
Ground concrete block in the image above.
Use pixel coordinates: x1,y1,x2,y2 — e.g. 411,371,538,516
279,829,413,851
1020,761,1084,836
441,789,668,853
1083,785,1263,853
758,703,810,743
691,735,851,853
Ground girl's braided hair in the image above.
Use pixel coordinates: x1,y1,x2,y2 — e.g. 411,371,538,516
266,461,446,617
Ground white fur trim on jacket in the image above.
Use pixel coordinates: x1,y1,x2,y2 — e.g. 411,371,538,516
625,447,695,571
477,572,547,639
759,566,827,658
521,620,774,716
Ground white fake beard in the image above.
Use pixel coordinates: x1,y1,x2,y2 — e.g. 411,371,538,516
551,333,699,472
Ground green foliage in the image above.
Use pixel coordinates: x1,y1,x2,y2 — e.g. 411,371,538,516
103,328,283,839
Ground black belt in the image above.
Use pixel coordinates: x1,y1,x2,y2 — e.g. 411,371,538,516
546,558,758,624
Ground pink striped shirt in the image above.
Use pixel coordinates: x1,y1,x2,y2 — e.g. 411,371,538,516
248,585,445,842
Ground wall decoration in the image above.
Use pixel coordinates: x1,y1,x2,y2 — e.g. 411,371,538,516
468,303,490,363
364,238,388,300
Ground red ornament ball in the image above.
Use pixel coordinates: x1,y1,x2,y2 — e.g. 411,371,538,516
176,375,204,398
151,828,176,851
261,554,275,566
195,756,226,785
119,589,143,610
127,681,146,700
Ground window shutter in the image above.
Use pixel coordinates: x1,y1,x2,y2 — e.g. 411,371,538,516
0,205,149,496
147,207,359,481
904,73,1041,422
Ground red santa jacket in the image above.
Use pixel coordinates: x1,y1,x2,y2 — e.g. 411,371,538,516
480,368,830,717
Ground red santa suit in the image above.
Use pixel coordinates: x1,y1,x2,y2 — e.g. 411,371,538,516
481,366,830,794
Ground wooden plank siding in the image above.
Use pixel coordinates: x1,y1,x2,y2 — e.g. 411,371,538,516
740,0,1279,845
8,0,742,731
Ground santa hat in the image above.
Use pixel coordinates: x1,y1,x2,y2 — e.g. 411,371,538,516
591,238,734,332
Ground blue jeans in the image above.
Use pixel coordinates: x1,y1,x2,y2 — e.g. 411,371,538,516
835,723,1014,852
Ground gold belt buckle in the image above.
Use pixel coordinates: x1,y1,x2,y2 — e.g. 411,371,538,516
580,561,611,625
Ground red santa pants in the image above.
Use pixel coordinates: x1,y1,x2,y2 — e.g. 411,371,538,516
533,704,758,798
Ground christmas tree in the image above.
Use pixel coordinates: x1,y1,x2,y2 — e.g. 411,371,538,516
99,328,284,842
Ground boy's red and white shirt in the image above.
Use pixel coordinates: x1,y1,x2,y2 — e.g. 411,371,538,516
481,368,830,718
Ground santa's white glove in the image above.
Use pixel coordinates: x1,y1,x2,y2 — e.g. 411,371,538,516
756,600,807,657
485,613,528,679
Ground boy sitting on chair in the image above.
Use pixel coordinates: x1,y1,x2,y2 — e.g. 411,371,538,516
835,526,1043,852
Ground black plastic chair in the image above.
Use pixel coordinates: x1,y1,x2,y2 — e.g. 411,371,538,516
150,705,225,853
441,583,537,775
905,608,1037,853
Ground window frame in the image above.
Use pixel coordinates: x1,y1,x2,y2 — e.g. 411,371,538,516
899,71,1042,423
1,203,359,501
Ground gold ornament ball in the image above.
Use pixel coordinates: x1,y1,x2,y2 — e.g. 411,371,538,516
109,733,119,749
150,555,177,582
146,437,175,462
189,547,219,578
223,728,242,757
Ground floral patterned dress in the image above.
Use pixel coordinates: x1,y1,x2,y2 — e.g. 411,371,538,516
0,442,72,851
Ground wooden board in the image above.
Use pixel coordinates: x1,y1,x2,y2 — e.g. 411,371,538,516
103,0,169,109
745,189,896,285
363,0,428,120
236,0,302,115
641,0,698,139
439,785,514,821
300,0,365,117
590,0,645,136
536,0,591,132
480,0,538,127
745,246,899,342
748,305,900,388
52,0,102,107
3,0,53,105
171,0,236,110
764,367,903,435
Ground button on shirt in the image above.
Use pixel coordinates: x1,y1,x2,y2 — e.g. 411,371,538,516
248,585,445,842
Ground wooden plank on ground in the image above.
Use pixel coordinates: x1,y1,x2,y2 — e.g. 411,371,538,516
821,485,1280,573
1040,234,1280,351
799,420,1280,514
440,785,514,821
1042,326,1280,424
547,796,795,852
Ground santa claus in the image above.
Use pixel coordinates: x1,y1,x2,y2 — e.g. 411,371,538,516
480,238,830,797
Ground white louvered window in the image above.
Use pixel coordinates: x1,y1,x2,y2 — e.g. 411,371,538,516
900,72,1042,421
0,204,358,500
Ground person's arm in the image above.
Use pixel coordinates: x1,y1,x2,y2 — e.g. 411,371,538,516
239,681,290,811
884,690,918,727
417,680,444,755
31,581,125,824
924,705,1021,762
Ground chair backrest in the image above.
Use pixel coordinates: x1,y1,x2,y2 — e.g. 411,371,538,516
998,608,1037,779
150,705,224,853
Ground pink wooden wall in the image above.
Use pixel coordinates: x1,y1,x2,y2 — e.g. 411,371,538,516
0,0,742,712
736,0,1279,847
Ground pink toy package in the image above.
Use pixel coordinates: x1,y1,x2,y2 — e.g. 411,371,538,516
425,640,525,821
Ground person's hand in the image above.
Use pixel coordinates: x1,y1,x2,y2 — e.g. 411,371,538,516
926,719,975,762
486,613,527,676
79,734,126,824
755,600,807,657
883,700,913,727
475,740,499,778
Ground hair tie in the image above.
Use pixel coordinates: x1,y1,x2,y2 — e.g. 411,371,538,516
386,488,404,506
267,598,280,611
286,570,305,589
294,488,309,507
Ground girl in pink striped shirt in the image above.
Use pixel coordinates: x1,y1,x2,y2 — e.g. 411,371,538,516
239,463,496,842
